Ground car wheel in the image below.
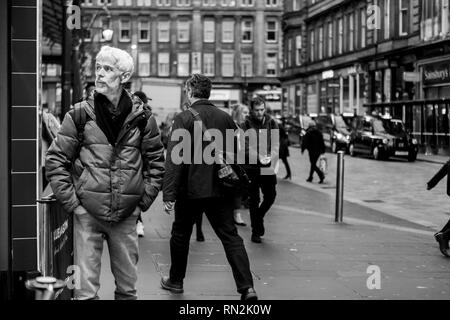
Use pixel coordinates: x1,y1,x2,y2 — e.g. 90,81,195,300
349,144,356,157
373,146,382,161
331,141,337,154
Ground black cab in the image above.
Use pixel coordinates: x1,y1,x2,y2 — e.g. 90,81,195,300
315,114,351,153
349,115,419,161
284,114,316,147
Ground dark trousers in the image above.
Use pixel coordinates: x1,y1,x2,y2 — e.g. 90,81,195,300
281,157,291,178
169,197,254,293
309,153,324,180
247,170,277,236
441,219,450,237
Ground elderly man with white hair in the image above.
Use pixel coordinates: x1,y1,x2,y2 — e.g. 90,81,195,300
45,46,165,300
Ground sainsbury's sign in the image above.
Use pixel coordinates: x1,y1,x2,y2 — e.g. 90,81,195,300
423,61,450,85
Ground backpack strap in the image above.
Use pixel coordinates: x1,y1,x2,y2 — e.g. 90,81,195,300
69,101,89,154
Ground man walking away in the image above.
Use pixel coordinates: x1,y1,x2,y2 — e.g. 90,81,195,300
242,97,279,244
427,161,450,257
46,46,165,299
162,74,257,301
301,122,325,184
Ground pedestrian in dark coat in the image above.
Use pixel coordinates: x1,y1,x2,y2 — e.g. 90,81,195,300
162,74,257,301
242,97,279,244
278,120,291,180
301,122,325,184
427,161,450,257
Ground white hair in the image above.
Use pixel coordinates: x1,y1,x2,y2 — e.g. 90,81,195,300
96,46,134,75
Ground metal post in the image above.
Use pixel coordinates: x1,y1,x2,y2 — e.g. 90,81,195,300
37,195,57,277
335,151,345,223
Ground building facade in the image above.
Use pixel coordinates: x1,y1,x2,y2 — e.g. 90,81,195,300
281,0,450,154
81,0,284,123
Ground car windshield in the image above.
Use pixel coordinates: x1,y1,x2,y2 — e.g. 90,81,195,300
385,120,406,135
373,119,387,134
335,116,348,129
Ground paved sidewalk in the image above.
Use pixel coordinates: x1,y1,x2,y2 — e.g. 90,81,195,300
97,181,450,300
416,153,448,165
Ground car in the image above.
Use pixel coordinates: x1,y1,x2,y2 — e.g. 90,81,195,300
283,114,316,147
315,114,352,153
348,115,419,161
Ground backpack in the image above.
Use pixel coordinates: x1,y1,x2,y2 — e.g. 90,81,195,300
70,100,151,152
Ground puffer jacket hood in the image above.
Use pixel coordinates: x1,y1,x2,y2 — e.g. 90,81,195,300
45,91,165,223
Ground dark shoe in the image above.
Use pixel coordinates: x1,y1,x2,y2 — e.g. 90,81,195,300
160,276,184,294
319,176,325,184
434,232,450,257
306,178,313,183
196,232,205,242
251,234,262,243
241,287,258,301
283,175,292,180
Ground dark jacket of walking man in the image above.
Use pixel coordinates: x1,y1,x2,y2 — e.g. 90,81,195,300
301,122,326,184
162,74,258,301
45,46,165,300
242,97,279,244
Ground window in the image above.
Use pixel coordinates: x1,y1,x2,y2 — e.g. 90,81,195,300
327,22,333,57
138,52,150,76
176,0,191,6
83,0,93,6
241,19,253,42
118,0,132,5
309,30,315,61
192,52,202,74
287,38,292,67
137,0,151,6
222,19,235,43
384,0,390,39
399,0,408,36
204,53,215,76
158,53,170,76
120,19,131,42
203,0,216,6
338,18,343,54
266,0,278,7
293,0,301,11
266,20,278,42
349,13,354,51
177,19,190,42
240,0,254,6
221,0,236,6
158,19,170,42
204,18,215,43
156,0,171,5
241,54,252,77
361,8,366,48
318,26,324,60
265,52,277,76
295,35,302,65
222,53,234,77
139,20,150,42
177,53,190,76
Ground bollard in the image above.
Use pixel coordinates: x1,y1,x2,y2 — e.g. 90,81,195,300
335,151,345,223
25,276,65,300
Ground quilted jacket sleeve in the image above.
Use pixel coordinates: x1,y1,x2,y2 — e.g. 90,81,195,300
45,112,81,213
139,116,166,211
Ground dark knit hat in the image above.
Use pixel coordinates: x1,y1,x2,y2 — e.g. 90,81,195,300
133,91,151,104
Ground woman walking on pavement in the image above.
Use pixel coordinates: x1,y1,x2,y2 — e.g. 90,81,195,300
277,118,292,180
231,104,250,226
427,161,450,257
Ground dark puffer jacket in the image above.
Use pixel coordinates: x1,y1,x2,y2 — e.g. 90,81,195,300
45,93,165,223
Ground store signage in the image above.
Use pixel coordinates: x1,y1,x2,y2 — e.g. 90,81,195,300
403,72,420,83
423,61,450,85
322,70,334,80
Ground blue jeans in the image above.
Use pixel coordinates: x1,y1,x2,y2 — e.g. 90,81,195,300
73,208,139,300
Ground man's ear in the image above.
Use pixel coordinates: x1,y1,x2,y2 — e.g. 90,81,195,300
121,72,132,84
